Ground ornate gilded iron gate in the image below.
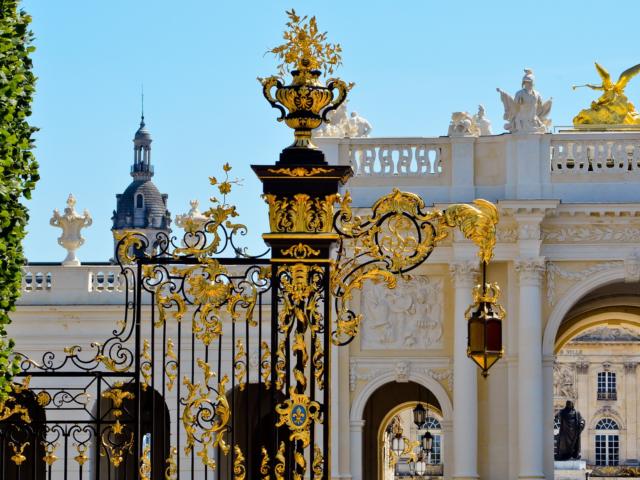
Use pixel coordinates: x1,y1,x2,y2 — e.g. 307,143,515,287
0,11,506,479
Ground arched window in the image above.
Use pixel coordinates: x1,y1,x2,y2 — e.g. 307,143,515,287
595,418,619,466
597,371,616,400
136,194,143,209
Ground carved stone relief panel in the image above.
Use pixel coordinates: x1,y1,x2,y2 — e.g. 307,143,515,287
553,362,577,400
360,276,443,350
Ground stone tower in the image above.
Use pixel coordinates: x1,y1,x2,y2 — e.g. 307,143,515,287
111,115,171,254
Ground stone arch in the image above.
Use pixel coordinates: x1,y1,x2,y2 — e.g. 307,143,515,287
542,265,625,356
350,370,453,423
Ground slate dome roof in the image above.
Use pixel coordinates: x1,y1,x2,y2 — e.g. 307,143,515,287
112,179,170,230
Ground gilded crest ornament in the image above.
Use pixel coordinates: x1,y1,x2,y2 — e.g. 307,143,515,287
573,62,640,126
275,388,322,447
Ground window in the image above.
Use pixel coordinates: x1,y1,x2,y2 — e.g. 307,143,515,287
136,194,143,208
424,416,442,465
597,372,617,400
595,418,619,466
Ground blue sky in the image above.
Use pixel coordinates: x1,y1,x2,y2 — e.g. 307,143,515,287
22,0,640,261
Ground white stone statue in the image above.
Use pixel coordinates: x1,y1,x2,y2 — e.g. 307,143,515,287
448,111,480,137
50,194,92,266
348,111,372,137
473,104,493,135
497,68,553,133
175,199,208,232
314,100,372,138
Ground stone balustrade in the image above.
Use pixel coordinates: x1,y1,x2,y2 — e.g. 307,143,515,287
19,264,129,305
550,132,640,175
316,130,640,204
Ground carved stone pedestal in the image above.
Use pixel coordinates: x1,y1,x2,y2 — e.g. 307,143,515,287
554,460,590,480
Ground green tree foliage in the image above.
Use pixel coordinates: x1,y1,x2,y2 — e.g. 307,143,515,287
0,0,38,403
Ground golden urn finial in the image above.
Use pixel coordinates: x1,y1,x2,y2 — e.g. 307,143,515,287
573,62,640,126
259,10,353,159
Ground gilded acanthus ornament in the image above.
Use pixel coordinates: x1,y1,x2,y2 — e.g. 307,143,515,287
259,10,352,151
573,62,640,126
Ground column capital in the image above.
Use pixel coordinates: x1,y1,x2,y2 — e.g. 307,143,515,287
515,258,546,286
624,361,638,374
449,261,479,287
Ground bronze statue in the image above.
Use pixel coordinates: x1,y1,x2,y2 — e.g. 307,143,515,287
555,400,585,461
573,62,640,126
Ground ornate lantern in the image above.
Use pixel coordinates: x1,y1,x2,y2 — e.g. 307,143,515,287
389,417,404,456
415,452,428,476
421,431,433,454
466,262,505,377
412,402,427,428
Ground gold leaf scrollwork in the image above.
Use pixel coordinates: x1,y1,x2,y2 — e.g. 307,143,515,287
165,447,178,480
234,339,247,391
233,445,247,480
73,444,89,466
313,444,324,480
266,167,333,177
260,446,270,479
114,230,146,263
313,335,324,390
9,441,29,466
281,243,320,259
441,199,499,263
264,193,339,233
101,431,134,468
139,443,151,480
260,341,272,389
141,339,152,391
275,441,286,480
166,338,178,391
182,360,231,471
43,442,59,466
275,339,287,391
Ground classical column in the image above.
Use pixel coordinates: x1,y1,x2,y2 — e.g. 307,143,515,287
450,261,479,480
515,259,546,479
624,361,638,463
349,419,365,480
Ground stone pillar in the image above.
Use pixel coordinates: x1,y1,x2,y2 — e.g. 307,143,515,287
450,137,476,202
450,261,479,480
349,420,365,480
516,259,546,479
542,355,555,479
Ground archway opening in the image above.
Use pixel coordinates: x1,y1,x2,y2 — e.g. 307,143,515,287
362,381,443,479
552,281,640,473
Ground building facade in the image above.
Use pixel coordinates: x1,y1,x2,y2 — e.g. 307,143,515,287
9,107,640,479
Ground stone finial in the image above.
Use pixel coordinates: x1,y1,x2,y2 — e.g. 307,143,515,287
50,194,92,266
497,68,552,133
175,200,208,233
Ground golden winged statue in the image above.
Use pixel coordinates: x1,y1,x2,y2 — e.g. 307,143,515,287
573,62,640,126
